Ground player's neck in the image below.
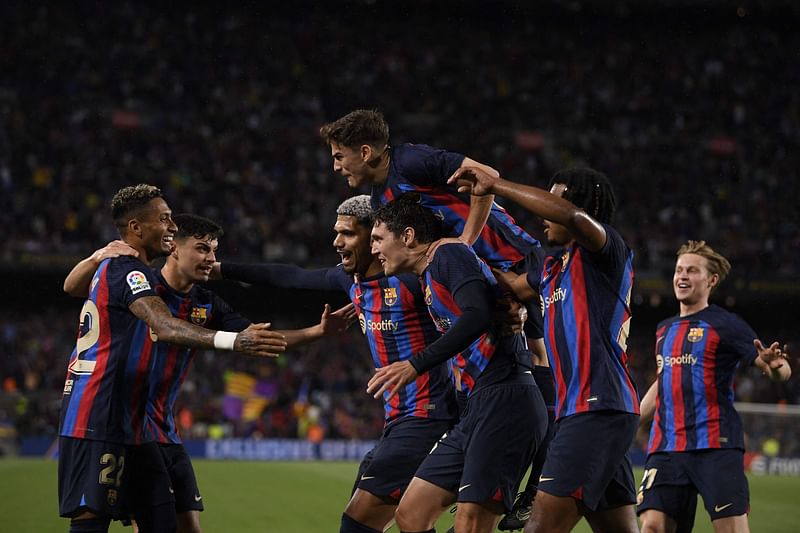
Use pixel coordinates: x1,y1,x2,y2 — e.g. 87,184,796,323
410,246,431,276
364,258,385,278
161,263,195,293
679,299,709,317
371,150,391,185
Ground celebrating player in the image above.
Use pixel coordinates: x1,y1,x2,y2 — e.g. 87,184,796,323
637,240,791,533
450,167,641,533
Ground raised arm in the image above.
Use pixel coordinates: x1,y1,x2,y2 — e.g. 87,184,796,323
450,167,608,252
458,157,497,245
64,241,139,297
129,296,287,357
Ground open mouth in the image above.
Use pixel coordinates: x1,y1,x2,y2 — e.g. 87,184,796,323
338,250,353,265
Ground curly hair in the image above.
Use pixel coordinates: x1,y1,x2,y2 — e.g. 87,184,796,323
110,184,166,231
549,167,616,224
336,195,374,229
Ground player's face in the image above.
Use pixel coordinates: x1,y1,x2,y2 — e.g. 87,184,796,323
330,142,372,188
139,198,177,258
543,183,572,246
332,215,373,275
673,253,715,307
173,235,219,283
370,222,410,276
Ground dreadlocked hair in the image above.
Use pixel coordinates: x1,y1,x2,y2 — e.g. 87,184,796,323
373,192,444,244
548,168,616,223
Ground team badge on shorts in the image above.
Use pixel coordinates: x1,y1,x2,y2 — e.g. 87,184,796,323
383,287,398,306
126,271,151,294
687,327,704,342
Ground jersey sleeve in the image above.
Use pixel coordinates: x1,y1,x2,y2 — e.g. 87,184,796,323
428,243,487,295
725,313,759,367
583,223,632,276
107,256,160,308
222,262,350,292
394,144,465,187
209,292,252,332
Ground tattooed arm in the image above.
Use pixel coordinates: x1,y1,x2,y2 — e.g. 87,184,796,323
129,296,287,357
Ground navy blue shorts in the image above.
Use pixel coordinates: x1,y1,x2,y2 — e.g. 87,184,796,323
414,375,547,511
58,436,128,519
538,411,638,511
160,443,204,513
125,441,175,516
354,417,454,502
637,449,749,522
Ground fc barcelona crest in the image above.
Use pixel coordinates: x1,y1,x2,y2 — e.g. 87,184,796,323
383,287,398,306
687,327,704,342
191,306,209,326
424,285,433,306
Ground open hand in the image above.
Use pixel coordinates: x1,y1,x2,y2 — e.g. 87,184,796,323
235,322,288,357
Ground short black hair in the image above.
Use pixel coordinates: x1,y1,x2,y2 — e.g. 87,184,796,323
373,193,443,244
173,213,224,242
319,109,389,149
548,167,617,223
110,184,166,231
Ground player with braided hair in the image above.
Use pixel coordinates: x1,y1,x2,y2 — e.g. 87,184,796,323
450,167,640,533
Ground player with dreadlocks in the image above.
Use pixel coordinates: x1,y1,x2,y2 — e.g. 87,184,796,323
450,167,640,533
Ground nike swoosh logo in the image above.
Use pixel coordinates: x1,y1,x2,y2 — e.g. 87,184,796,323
538,476,554,482
715,503,733,512
194,495,202,502
360,475,375,481
459,484,471,492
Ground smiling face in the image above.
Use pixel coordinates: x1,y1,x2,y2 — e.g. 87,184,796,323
138,197,177,260
173,234,218,283
673,253,717,309
370,221,413,276
332,215,374,275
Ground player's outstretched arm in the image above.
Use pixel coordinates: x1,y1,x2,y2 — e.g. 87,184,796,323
450,166,607,252
753,339,792,382
277,303,356,349
129,296,287,357
217,261,338,291
63,241,139,297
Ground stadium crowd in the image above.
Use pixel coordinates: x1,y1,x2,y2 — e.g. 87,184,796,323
1,2,798,283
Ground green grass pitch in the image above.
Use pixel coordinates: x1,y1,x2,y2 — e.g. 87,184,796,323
2,458,799,532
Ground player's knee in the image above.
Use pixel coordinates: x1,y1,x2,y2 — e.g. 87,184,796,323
395,502,433,532
69,516,111,533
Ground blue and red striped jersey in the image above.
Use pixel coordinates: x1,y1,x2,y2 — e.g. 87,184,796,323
147,270,250,444
534,225,639,420
348,271,457,424
423,243,527,396
371,143,540,271
59,256,160,444
647,305,758,453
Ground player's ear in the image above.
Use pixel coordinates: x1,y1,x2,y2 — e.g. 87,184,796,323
360,144,372,161
708,273,719,289
128,218,142,238
402,226,416,246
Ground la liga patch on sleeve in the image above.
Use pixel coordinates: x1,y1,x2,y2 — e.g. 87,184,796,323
126,270,152,294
